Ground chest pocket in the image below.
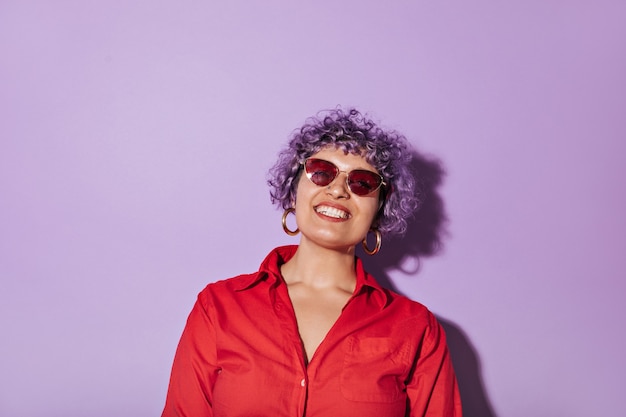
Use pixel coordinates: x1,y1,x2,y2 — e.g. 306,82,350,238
340,336,411,403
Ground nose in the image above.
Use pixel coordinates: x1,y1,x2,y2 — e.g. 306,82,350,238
326,172,350,198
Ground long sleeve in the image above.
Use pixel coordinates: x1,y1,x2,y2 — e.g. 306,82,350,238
161,293,220,417
406,314,462,417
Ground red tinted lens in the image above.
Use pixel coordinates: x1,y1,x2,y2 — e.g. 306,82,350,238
304,159,338,186
347,170,383,196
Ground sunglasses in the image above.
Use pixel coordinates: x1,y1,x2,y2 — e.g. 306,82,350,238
302,158,386,196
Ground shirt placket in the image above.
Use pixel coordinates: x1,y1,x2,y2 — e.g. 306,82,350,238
270,284,309,416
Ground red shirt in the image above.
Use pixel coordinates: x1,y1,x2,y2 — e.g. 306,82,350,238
162,246,462,417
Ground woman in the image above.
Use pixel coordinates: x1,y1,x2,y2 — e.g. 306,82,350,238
161,108,462,416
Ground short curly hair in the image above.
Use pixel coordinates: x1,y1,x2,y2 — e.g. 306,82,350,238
268,107,419,237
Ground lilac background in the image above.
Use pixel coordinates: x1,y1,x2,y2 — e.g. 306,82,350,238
1,1,625,416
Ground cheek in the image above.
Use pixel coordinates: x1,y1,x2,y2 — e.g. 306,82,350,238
368,198,384,224
356,202,379,230
365,194,382,215
293,176,315,209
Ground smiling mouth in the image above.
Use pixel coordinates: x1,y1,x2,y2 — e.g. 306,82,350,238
314,205,350,219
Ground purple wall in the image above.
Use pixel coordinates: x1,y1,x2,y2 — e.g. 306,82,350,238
1,1,625,416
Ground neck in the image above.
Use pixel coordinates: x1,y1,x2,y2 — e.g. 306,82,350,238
281,239,357,292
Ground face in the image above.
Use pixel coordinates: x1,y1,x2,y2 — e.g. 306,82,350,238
294,147,382,253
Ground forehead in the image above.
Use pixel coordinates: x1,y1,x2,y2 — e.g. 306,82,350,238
310,146,377,173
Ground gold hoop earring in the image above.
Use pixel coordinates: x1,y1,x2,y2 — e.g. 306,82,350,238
362,229,382,255
282,208,299,236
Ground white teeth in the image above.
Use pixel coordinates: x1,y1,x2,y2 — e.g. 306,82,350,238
315,206,349,219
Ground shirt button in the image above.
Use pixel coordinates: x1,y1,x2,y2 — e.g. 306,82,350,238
274,303,282,310
300,378,306,387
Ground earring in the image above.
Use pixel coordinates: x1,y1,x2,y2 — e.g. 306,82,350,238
282,208,299,236
362,229,382,255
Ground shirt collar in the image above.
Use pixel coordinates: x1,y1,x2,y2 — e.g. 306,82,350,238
236,245,390,310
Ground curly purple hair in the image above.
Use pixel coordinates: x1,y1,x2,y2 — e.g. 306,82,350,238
268,107,419,237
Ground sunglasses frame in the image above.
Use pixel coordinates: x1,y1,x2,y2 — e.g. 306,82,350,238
302,158,386,196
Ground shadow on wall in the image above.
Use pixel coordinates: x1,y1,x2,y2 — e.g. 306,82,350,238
359,149,498,417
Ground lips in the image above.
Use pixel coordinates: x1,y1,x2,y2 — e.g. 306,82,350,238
314,204,350,220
